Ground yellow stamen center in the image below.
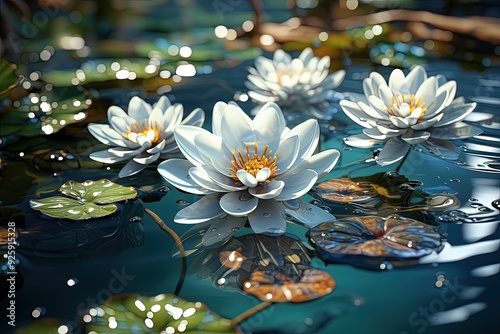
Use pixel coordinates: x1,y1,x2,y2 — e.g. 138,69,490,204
123,119,163,145
276,68,306,84
386,94,427,118
229,144,278,184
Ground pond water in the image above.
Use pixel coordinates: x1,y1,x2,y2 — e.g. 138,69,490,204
1,1,500,334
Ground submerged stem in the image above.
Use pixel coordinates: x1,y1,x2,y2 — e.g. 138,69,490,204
144,208,186,296
231,301,273,328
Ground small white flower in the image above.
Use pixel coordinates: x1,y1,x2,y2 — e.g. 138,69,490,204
88,96,204,177
245,48,345,119
157,102,340,235
340,65,482,165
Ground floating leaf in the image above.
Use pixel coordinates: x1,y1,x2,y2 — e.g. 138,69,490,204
0,58,19,100
29,179,137,220
194,234,336,303
0,86,92,145
83,293,238,333
309,215,444,270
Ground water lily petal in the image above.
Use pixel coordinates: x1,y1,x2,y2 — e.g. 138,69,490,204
411,114,443,130
288,149,340,179
421,89,449,120
89,149,132,163
193,133,233,176
220,191,259,216
221,104,255,152
146,139,166,154
253,102,286,153
276,169,318,200
189,167,230,192
363,128,390,140
436,80,457,106
389,115,410,128
237,170,258,188
406,65,428,93
249,180,285,199
174,125,212,166
267,134,297,175
107,105,137,129
415,76,438,109
434,102,477,127
205,169,246,191
376,139,410,166
340,100,374,128
157,159,211,195
389,68,407,94
344,133,380,148
248,199,286,235
375,122,402,137
118,160,148,178
284,119,319,161
174,193,224,224
163,104,184,133
133,152,160,165
368,95,391,118
299,47,314,64
87,123,135,148
401,130,431,144
128,96,151,119
153,95,171,111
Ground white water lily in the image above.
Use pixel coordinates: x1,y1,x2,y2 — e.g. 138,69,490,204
88,96,204,178
157,102,340,235
245,48,345,119
340,65,482,166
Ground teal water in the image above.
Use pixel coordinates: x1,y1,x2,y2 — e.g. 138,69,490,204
1,1,500,333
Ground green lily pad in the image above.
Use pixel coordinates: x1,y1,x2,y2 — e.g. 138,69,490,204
84,293,237,333
0,58,19,101
0,86,92,141
29,179,137,220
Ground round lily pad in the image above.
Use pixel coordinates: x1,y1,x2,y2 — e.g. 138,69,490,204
29,179,137,220
309,215,444,270
83,293,237,333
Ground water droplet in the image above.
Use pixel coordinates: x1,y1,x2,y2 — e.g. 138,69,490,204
210,227,217,232
263,213,271,217
445,167,450,170
158,186,170,192
231,227,240,232
490,199,500,209
450,178,460,182
478,206,493,213
67,278,78,286
176,199,188,205
309,199,321,205
353,209,364,214
470,203,483,208
318,205,331,212
469,198,479,202
121,212,140,222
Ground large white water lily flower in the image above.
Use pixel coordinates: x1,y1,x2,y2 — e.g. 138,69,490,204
340,65,482,166
88,96,204,178
157,102,340,235
245,47,346,119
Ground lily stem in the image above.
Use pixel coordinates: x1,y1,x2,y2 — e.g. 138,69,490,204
231,301,273,328
144,208,186,296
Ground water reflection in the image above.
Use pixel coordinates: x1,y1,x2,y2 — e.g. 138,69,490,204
192,233,335,303
20,198,144,259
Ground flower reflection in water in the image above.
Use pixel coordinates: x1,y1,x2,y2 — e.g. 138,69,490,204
309,215,444,270
313,171,460,221
193,233,335,303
